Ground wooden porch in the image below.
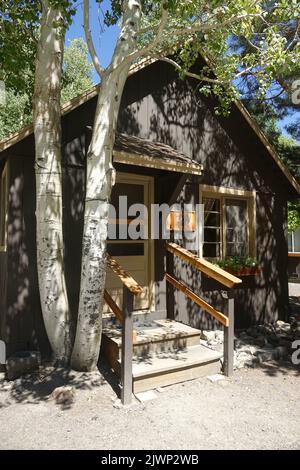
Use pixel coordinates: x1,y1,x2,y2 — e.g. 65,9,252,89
102,242,242,405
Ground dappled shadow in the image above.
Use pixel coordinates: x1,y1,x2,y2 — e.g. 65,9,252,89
0,365,106,411
257,359,300,377
97,357,120,398
289,295,300,317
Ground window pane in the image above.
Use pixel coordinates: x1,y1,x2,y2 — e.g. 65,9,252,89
225,198,248,257
203,197,220,213
203,243,221,258
226,243,247,257
294,229,300,252
107,243,144,256
203,197,221,258
110,183,144,215
204,211,220,227
204,227,220,243
108,182,146,240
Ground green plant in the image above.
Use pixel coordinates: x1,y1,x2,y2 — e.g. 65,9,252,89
214,256,258,273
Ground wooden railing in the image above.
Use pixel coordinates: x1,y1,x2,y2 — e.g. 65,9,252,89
288,252,300,258
166,242,242,376
105,254,143,405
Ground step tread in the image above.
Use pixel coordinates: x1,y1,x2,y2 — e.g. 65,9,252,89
131,344,222,378
103,319,201,347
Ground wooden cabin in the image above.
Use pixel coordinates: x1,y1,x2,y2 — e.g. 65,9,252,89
0,58,299,397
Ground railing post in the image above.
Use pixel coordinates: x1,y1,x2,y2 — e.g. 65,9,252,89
222,290,234,377
166,229,175,320
166,249,175,320
121,286,134,405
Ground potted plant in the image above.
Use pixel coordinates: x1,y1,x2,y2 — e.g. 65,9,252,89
214,256,259,276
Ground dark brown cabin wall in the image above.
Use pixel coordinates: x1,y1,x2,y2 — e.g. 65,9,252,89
117,61,291,327
3,155,51,356
0,252,7,345
0,158,8,352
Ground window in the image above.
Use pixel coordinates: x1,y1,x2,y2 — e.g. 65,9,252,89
201,185,256,260
0,162,8,251
288,229,300,253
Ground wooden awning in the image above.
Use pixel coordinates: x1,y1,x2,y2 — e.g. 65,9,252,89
113,133,203,175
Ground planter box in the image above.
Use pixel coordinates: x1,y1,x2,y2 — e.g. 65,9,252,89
223,267,261,277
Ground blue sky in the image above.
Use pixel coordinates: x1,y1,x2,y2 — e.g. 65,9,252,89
66,0,119,84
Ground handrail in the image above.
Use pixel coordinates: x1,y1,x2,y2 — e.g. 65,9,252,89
107,255,143,295
166,274,229,326
104,289,123,324
166,242,242,288
288,252,300,258
165,242,236,377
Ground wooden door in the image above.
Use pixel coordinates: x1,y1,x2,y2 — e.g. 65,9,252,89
104,173,154,312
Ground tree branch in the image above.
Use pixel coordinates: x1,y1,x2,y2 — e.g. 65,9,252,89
83,0,104,78
121,12,263,70
159,57,224,85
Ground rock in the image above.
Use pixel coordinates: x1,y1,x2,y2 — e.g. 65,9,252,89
246,327,259,338
275,321,290,334
6,351,41,381
201,331,216,342
255,349,276,363
215,331,224,343
234,351,256,369
238,345,257,355
51,386,75,405
254,335,268,348
207,374,225,383
275,346,288,359
135,390,157,403
267,334,280,346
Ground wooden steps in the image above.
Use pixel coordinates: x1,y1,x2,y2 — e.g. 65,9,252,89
101,319,222,393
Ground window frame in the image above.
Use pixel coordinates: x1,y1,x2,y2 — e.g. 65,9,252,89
0,162,8,253
200,185,256,260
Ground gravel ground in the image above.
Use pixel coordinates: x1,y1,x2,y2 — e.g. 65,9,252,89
0,361,299,450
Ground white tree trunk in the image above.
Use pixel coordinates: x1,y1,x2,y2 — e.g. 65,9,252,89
33,1,71,363
71,0,142,371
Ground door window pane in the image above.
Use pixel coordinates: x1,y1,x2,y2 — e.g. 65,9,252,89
108,182,146,240
107,243,144,256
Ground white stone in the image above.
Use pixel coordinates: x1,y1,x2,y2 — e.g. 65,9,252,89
201,331,216,342
135,390,158,403
275,321,290,333
207,374,225,383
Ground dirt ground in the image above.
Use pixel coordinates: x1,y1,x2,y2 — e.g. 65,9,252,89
0,360,299,450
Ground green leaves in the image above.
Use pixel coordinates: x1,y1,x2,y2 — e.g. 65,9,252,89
288,202,300,233
61,38,94,103
0,38,93,140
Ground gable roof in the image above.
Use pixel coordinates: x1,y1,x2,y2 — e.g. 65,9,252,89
0,56,299,196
